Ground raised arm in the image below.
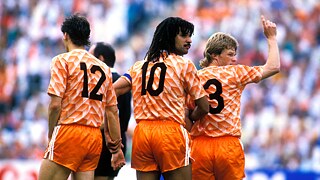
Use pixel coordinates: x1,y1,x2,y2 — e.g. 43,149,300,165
261,15,280,80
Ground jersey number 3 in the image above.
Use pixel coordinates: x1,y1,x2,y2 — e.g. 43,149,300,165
203,79,224,114
141,62,167,96
80,62,106,101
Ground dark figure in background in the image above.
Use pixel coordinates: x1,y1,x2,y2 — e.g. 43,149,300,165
89,42,132,180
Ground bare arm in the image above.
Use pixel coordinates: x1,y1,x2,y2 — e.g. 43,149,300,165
104,105,126,170
189,96,209,122
104,105,122,151
113,76,131,97
184,108,193,132
48,95,62,141
261,15,280,80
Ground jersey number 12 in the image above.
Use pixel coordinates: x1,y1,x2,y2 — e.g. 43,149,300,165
80,62,106,101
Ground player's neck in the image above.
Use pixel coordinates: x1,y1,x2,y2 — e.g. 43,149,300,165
210,61,219,66
67,43,85,52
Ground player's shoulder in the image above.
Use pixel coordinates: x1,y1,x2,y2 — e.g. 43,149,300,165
134,59,145,65
53,49,85,62
228,64,257,73
197,65,242,76
165,54,195,72
209,65,248,71
51,52,69,64
217,65,257,78
53,51,68,59
131,59,145,69
168,54,191,63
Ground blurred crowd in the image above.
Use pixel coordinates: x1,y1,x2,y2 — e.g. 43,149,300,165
0,0,320,172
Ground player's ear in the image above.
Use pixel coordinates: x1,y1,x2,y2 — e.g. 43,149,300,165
98,55,105,62
63,32,68,40
210,53,218,60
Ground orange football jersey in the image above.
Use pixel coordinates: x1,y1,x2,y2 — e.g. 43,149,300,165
123,54,207,126
191,65,263,137
47,49,117,127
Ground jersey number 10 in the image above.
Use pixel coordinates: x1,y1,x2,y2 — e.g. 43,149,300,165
141,62,167,96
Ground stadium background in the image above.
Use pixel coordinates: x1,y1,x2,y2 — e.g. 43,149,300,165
0,0,320,179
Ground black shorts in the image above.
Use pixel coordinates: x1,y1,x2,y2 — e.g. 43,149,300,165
94,128,127,177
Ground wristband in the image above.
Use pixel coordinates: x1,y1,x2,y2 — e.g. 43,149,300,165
107,138,122,154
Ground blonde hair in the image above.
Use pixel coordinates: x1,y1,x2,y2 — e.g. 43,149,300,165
199,32,238,68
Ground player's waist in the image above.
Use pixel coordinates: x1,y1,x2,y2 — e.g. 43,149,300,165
136,119,182,125
58,120,102,128
191,130,241,138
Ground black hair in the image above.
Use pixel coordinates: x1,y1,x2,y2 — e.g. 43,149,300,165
61,14,91,46
93,42,116,67
145,17,194,62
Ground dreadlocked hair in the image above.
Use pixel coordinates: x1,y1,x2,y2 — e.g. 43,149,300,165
199,32,238,68
145,17,194,62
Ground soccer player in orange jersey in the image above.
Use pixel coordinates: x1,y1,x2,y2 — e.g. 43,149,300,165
187,15,280,180
38,14,125,180
114,17,209,180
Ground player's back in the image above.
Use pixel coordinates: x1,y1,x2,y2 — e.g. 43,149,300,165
47,49,116,127
127,54,204,125
191,65,263,138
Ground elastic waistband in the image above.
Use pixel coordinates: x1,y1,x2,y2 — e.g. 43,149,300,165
58,123,100,129
137,120,180,126
193,135,240,141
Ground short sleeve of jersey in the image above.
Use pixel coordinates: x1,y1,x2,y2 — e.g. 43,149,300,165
126,61,142,83
236,65,263,85
47,56,67,98
104,69,118,106
183,60,207,101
